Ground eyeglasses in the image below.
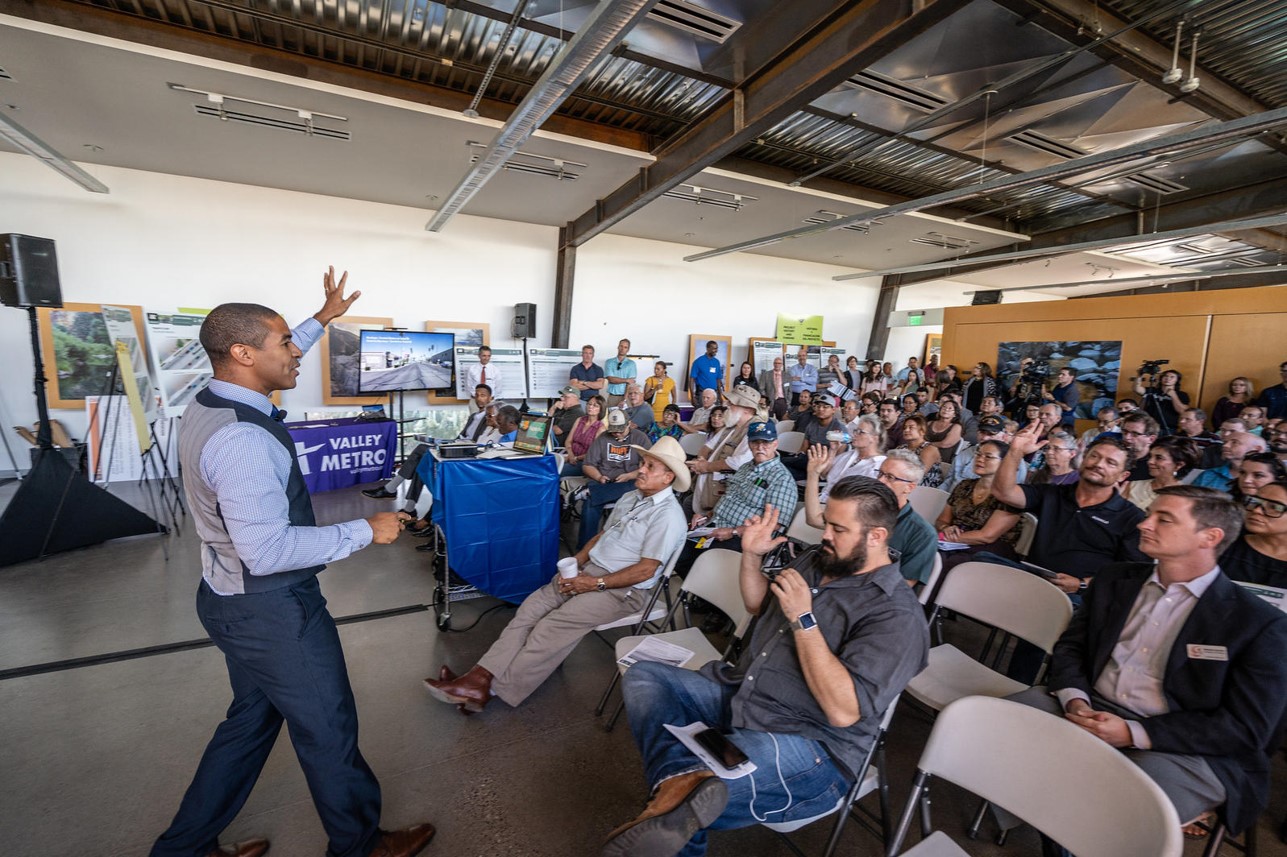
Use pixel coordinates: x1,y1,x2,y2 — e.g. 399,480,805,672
1121,430,1150,438
877,469,917,485
975,454,1003,461
1243,495,1287,519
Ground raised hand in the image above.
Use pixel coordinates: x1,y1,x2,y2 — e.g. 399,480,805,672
1008,419,1047,457
806,444,833,477
739,503,787,558
314,266,362,326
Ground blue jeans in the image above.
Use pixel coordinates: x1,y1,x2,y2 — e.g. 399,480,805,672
152,578,381,857
577,480,636,548
622,662,850,856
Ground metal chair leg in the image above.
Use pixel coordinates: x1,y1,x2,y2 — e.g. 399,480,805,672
604,697,626,732
968,798,990,840
595,670,621,717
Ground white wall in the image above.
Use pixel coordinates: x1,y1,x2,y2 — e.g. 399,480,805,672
0,154,880,442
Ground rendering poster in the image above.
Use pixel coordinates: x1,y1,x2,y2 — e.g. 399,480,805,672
357,330,455,393
527,348,583,400
321,315,393,404
37,303,147,409
426,321,489,403
145,310,211,417
997,340,1123,419
751,339,786,375
453,345,528,400
86,395,145,483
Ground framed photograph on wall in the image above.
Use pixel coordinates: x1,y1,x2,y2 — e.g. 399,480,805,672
37,302,148,409
424,321,490,403
923,334,943,367
320,316,394,405
685,334,732,403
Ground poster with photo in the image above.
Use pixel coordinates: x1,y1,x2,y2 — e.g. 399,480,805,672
425,321,489,403
751,339,786,375
145,310,211,417
453,345,528,401
997,340,1122,419
37,303,145,409
321,315,393,405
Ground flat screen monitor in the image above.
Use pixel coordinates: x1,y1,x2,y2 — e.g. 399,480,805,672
357,330,456,394
513,412,553,454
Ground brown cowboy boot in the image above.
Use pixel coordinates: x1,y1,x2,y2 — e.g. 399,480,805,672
423,665,492,713
602,771,728,857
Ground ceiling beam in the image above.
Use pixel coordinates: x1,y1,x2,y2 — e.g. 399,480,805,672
0,0,652,153
561,0,973,249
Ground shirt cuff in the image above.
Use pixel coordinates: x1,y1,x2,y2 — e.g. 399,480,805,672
1125,720,1151,750
344,518,375,551
1054,688,1091,712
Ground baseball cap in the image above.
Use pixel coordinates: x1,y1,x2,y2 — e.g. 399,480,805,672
605,408,629,429
558,385,579,398
978,415,1006,434
747,421,777,441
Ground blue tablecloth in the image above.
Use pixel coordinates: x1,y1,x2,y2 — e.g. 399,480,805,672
285,418,397,493
420,452,560,603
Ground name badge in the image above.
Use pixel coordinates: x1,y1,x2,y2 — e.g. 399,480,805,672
709,367,716,373
1186,644,1228,661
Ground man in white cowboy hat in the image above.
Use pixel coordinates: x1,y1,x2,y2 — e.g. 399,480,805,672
421,437,689,714
688,384,763,516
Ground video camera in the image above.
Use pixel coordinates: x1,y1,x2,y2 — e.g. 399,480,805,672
1137,358,1170,378
1015,358,1052,405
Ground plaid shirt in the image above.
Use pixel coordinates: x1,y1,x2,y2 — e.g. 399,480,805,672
711,455,798,530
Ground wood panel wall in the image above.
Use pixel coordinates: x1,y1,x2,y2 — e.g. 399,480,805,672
941,286,1287,419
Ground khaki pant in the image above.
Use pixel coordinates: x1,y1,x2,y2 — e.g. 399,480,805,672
477,563,647,706
605,393,625,409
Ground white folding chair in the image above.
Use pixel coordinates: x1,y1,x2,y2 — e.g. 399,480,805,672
786,505,823,545
887,696,1182,857
905,562,1073,712
1014,512,1038,558
908,486,949,524
776,419,796,433
776,431,807,454
597,549,749,729
763,695,902,855
679,432,709,456
593,539,684,634
917,552,943,607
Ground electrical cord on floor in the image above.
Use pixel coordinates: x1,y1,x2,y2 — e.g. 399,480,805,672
437,601,514,633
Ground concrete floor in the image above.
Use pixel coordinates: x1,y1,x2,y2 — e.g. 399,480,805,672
1,480,1284,856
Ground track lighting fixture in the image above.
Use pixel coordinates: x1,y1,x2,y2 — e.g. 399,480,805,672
1161,20,1184,85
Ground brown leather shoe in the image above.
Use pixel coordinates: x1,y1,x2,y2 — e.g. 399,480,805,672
602,771,727,857
368,823,436,857
423,665,492,713
206,838,269,857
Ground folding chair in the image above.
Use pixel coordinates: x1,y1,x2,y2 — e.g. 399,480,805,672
679,432,709,457
596,548,749,730
917,552,943,608
592,539,684,636
762,695,902,856
776,419,796,433
776,431,808,454
786,505,823,545
887,696,1182,857
908,486,949,524
1014,512,1038,558
905,562,1072,713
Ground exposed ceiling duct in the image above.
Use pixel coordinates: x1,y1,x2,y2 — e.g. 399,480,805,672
0,110,108,193
425,0,662,232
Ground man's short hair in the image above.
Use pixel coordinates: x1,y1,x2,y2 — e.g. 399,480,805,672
620,339,631,348
663,403,681,416
1059,367,1077,379
582,344,595,353
879,398,899,409
1183,407,1207,423
496,405,521,428
1122,412,1160,436
1096,406,1118,419
706,340,717,348
200,303,280,368
1116,398,1138,408
826,476,899,534
1087,435,1135,471
478,345,491,355
883,447,926,483
1154,485,1244,554
475,383,493,396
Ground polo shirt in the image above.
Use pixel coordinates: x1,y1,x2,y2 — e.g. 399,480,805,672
569,362,605,401
1019,483,1147,576
583,427,651,481
888,502,937,584
690,354,723,392
1193,464,1234,492
603,356,637,396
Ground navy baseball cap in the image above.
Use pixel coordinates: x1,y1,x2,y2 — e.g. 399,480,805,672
747,421,778,441
978,415,1006,434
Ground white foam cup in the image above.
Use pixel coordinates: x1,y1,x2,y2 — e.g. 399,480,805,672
557,557,580,579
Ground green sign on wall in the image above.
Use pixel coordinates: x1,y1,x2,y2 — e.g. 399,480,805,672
775,314,824,345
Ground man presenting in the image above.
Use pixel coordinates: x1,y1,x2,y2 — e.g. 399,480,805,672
604,482,929,857
153,268,434,857
1002,486,1287,840
423,438,689,713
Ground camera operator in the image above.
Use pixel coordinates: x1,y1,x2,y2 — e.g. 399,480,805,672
1133,363,1188,436
1007,357,1048,418
1042,367,1080,429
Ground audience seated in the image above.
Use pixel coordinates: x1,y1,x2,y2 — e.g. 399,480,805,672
936,439,1023,567
1221,479,1287,588
424,438,688,714
550,385,585,447
808,413,887,497
1026,430,1080,487
1121,436,1201,513
1000,486,1287,842
781,396,844,480
1240,405,1267,438
1212,376,1255,427
604,482,929,857
787,388,815,433
893,414,940,489
687,387,760,517
943,414,1026,491
878,397,904,448
1193,431,1267,492
1233,452,1287,500
577,409,652,548
673,420,797,577
683,388,718,435
493,405,521,444
1120,412,1160,481
621,384,654,430
1269,422,1287,464
646,404,685,444
1177,406,1223,468
924,398,964,484
561,395,606,477
1078,405,1121,451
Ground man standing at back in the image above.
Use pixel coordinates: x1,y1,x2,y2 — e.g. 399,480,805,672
690,340,725,404
152,268,434,857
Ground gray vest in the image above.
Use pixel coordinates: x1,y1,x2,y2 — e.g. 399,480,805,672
180,387,322,595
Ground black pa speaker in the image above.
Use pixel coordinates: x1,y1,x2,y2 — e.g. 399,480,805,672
0,234,63,308
971,290,1002,306
512,302,536,338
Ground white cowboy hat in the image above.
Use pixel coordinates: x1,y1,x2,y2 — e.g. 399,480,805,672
631,436,691,492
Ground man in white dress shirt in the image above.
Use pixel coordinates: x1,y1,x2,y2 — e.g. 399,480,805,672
463,345,500,407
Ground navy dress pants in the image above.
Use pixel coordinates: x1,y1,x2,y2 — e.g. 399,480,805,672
151,578,381,857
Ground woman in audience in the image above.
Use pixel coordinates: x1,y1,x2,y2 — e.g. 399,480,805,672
1221,479,1287,588
843,355,864,393
897,414,942,487
561,394,606,476
1211,376,1254,429
642,360,676,423
1021,402,1042,430
935,439,1023,562
705,405,727,435
925,398,964,483
812,413,888,490
860,391,881,416
1234,452,1287,500
787,390,813,427
860,360,885,396
1027,430,1080,486
1121,436,1200,512
899,367,923,396
731,361,758,393
941,365,963,396
961,362,998,415
645,403,685,444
